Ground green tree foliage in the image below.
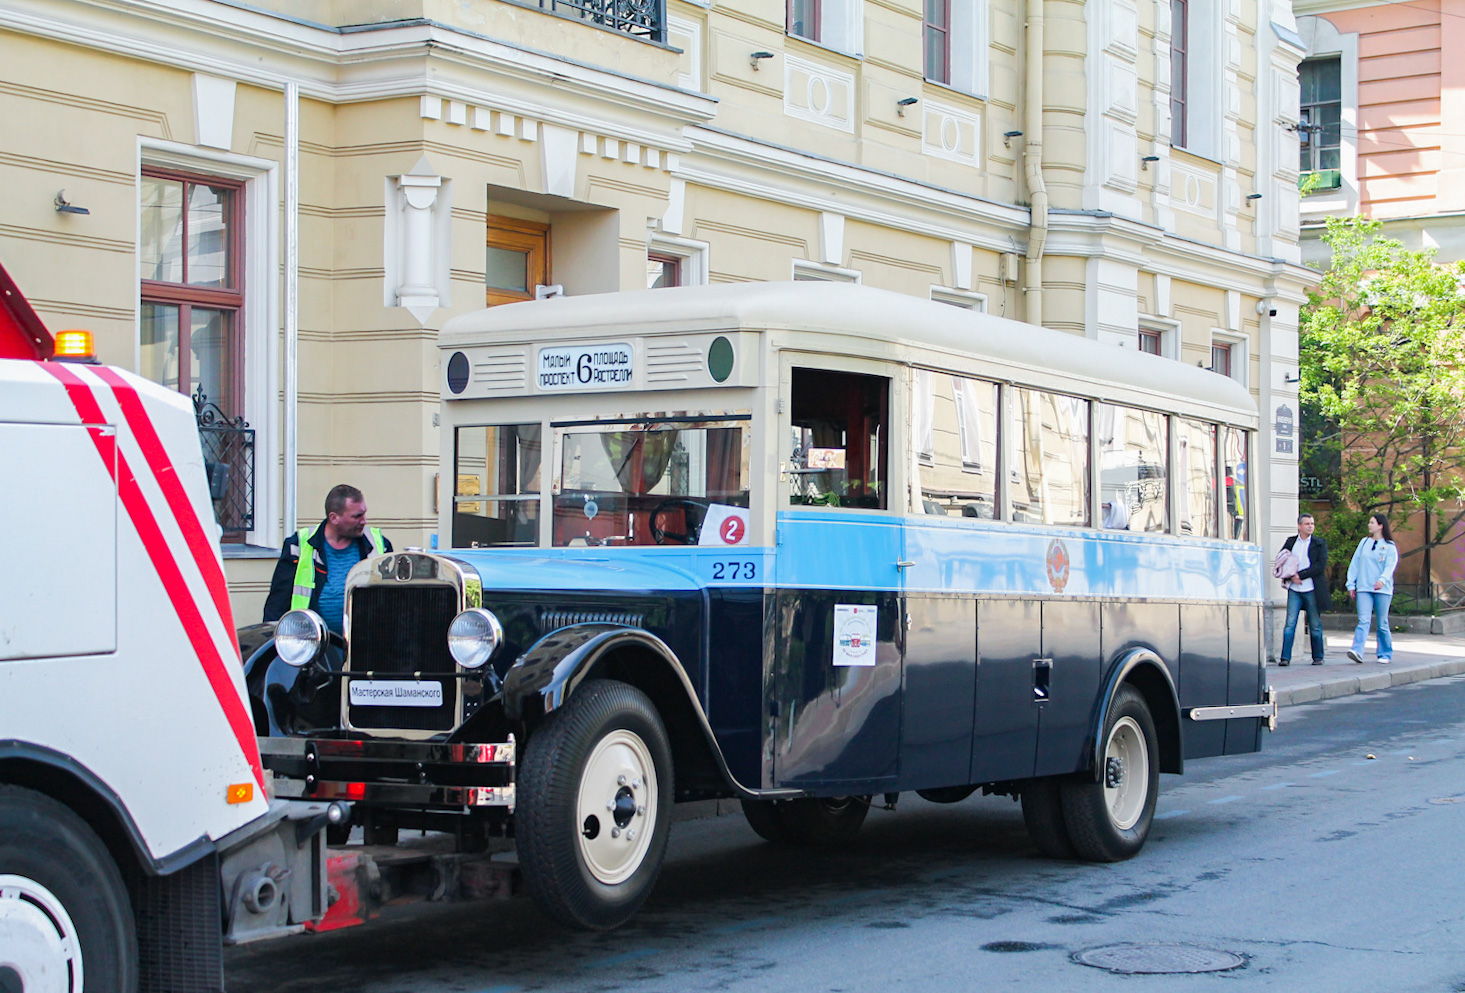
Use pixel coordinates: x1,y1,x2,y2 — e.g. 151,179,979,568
1301,216,1465,587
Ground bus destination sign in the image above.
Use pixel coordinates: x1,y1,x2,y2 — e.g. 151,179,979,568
537,343,634,392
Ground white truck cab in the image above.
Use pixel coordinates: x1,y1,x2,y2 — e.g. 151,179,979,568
0,265,332,993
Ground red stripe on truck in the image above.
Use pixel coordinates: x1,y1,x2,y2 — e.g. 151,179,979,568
92,367,239,637
41,363,265,790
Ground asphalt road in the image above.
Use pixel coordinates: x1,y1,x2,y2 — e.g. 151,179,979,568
226,675,1465,993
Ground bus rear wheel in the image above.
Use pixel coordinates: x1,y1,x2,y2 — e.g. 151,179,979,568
1060,685,1159,862
0,785,138,993
517,680,673,930
742,797,869,846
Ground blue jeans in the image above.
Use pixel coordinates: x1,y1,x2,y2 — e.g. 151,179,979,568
1281,587,1325,662
1352,592,1394,660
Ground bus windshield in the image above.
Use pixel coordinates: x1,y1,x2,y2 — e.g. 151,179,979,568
553,416,751,547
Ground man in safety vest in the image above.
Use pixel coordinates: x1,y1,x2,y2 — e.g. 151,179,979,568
263,484,390,634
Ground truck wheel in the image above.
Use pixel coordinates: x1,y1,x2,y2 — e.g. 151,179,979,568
776,797,869,846
1060,685,1159,862
739,800,800,844
0,785,138,993
1020,777,1075,859
517,680,673,930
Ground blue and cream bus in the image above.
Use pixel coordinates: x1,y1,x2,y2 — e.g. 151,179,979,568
253,281,1275,930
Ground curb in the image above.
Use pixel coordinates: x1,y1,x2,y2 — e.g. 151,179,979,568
1272,657,1465,707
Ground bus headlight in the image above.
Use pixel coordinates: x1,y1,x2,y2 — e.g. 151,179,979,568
276,610,326,667
448,608,503,670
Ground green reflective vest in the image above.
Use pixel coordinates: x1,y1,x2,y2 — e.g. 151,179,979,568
290,524,386,612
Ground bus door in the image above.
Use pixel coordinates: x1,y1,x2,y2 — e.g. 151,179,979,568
770,365,901,792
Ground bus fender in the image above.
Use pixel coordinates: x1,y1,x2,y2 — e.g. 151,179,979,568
502,624,755,797
1087,648,1183,781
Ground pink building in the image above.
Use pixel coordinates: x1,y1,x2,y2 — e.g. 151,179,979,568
1297,0,1465,588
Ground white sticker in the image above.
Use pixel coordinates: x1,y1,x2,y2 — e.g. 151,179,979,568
349,680,444,707
833,604,878,666
698,503,749,545
536,343,634,391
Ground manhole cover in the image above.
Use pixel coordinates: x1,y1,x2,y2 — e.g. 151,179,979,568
1429,796,1464,805
1074,943,1246,974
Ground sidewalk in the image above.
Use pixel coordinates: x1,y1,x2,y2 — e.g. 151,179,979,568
1267,630,1465,706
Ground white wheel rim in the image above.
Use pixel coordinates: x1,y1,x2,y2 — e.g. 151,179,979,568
1103,716,1150,831
0,874,84,993
576,729,658,885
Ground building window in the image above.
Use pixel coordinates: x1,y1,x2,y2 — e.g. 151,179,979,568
485,216,549,306
787,0,862,55
1138,328,1162,355
789,0,820,41
140,170,244,417
793,260,862,283
931,286,987,311
1211,342,1232,378
1299,57,1342,191
1170,0,1188,149
924,0,950,84
647,253,681,289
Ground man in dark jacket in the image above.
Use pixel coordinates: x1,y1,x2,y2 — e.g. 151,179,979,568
1278,513,1331,666
263,484,391,634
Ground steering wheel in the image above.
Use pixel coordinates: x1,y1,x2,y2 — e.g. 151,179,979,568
650,498,709,545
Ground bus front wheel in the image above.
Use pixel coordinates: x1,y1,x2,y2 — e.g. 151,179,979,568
517,680,673,929
1060,685,1159,862
0,785,138,993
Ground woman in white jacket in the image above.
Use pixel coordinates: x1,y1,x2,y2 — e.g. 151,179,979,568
1346,513,1400,664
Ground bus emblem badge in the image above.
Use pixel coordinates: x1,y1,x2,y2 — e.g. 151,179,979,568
1046,539,1071,593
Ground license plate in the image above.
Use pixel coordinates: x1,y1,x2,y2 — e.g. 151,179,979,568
349,680,444,707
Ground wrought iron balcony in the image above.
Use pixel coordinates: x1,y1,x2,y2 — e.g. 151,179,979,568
193,390,255,535
506,0,665,43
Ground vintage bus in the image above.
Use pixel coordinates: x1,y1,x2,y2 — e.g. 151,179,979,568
253,281,1275,930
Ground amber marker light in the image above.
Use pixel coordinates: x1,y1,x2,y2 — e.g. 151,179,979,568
53,330,95,360
226,782,254,804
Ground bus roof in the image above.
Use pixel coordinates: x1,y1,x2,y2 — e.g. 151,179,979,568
440,281,1257,420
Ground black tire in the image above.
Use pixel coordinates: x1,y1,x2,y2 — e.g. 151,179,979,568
1020,777,1076,859
517,680,673,930
1060,685,1159,862
739,799,801,844
0,784,138,993
776,797,870,846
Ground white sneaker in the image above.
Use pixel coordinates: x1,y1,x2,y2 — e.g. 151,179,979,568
1377,657,1391,664
1346,649,1363,663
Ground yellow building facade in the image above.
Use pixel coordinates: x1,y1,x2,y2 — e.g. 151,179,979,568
1,0,1312,629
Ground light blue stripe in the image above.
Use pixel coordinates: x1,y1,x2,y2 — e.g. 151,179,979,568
1308,769,1341,778
1154,809,1188,820
1206,795,1243,805
1261,782,1293,790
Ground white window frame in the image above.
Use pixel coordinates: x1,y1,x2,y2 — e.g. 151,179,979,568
946,0,990,99
647,233,710,286
792,259,862,283
139,137,280,553
818,0,865,57
1171,0,1222,161
1296,15,1359,220
931,286,988,311
1210,329,1250,388
1138,315,1180,361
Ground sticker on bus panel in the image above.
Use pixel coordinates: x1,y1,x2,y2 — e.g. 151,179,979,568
833,604,877,667
349,680,444,707
537,343,634,391
698,503,749,545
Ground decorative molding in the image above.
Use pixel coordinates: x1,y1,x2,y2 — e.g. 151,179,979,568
921,99,982,166
783,54,856,134
666,14,702,92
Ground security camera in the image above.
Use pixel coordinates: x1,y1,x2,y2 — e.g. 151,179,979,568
1256,299,1277,317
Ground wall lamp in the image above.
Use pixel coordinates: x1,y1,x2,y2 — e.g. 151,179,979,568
1141,155,1160,170
750,51,775,70
1003,130,1023,148
1246,192,1264,201
1283,372,1301,384
54,190,90,215
897,97,919,116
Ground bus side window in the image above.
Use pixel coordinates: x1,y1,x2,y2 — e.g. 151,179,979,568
912,371,997,518
1223,427,1249,540
1009,387,1090,527
788,368,889,509
453,424,542,547
1097,404,1168,533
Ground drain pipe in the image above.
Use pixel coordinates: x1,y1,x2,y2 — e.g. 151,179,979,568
1023,0,1048,328
283,81,299,537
